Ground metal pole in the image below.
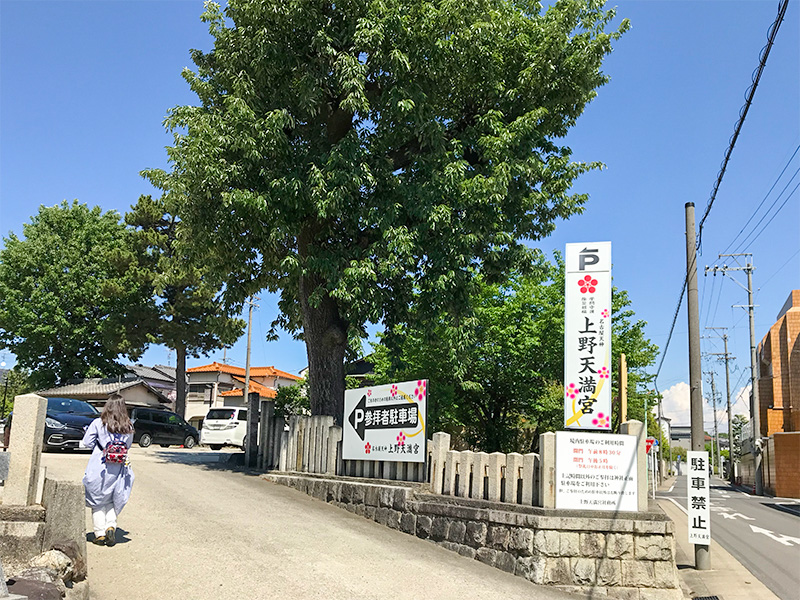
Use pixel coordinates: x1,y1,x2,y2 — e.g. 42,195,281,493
685,202,710,570
657,389,664,484
709,371,721,477
746,267,763,496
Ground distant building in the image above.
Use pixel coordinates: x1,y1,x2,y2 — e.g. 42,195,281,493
670,425,691,450
185,362,301,430
38,366,175,409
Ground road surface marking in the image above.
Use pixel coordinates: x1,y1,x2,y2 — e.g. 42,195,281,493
720,512,754,521
749,525,800,546
665,497,688,515
668,482,675,493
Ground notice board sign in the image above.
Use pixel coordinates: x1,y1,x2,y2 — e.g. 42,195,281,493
564,242,612,430
342,380,426,462
687,451,711,545
555,431,638,512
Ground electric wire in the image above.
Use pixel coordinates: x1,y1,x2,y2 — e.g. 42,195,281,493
735,179,800,253
720,143,800,255
696,0,790,251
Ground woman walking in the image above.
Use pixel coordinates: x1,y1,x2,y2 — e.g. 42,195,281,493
81,393,135,546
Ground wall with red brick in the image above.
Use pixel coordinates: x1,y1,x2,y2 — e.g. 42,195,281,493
772,432,800,498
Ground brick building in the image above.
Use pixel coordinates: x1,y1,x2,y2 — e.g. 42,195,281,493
741,290,800,497
757,290,799,436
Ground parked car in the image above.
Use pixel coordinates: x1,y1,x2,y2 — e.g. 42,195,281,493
129,407,199,449
200,407,250,450
3,397,99,451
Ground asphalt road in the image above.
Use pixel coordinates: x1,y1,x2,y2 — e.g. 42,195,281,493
659,474,800,600
41,447,577,600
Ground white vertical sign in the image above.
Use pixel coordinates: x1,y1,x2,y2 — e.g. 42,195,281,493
564,242,612,430
687,451,711,545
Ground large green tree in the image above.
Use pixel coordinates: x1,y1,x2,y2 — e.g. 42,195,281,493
373,256,658,452
126,195,245,418
146,0,628,422
0,201,154,388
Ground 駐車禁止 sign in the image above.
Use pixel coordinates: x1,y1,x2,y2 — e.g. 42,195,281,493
342,380,427,462
687,451,711,545
564,242,612,430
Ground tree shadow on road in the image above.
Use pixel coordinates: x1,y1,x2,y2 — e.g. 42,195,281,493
150,450,265,477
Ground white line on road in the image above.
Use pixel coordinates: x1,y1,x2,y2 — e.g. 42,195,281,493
665,497,688,515
750,525,800,546
668,483,675,493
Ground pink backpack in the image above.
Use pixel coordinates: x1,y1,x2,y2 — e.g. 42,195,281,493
102,434,129,464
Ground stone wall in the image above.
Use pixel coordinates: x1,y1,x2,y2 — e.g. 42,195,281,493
264,472,683,600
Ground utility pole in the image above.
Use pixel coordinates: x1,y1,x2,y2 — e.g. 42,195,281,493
705,254,762,495
707,327,735,484
685,203,709,570
705,371,722,477
244,296,258,468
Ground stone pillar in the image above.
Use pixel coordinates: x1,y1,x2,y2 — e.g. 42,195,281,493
5,394,46,506
327,426,342,475
429,432,450,493
504,452,523,505
472,452,489,500
487,452,505,502
456,450,473,498
621,419,648,512
538,432,556,508
521,452,539,506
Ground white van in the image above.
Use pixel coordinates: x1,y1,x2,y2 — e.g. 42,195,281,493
200,407,250,450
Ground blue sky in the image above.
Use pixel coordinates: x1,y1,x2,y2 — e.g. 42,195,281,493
1,1,798,432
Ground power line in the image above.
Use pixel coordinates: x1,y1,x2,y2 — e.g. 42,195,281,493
721,144,800,255
736,180,800,253
696,0,790,250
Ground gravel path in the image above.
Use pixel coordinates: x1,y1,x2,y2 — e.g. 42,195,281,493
42,447,575,600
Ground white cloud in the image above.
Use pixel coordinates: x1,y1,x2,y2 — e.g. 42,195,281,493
661,382,691,426
661,381,751,433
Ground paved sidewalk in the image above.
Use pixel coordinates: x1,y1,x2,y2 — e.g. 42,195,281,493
656,476,780,600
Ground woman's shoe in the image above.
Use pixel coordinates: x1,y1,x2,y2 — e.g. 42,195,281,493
92,536,106,546
105,527,116,547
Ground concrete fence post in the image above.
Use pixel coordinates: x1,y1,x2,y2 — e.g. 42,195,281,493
456,450,473,498
472,452,489,500
538,432,556,508
5,394,47,506
505,452,523,505
521,453,537,506
429,432,450,493
620,419,648,511
487,452,505,502
444,450,458,495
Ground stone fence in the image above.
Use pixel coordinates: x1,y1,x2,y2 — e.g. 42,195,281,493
264,472,682,600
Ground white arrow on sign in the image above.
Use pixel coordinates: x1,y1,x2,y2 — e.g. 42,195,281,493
749,525,800,546
720,512,754,521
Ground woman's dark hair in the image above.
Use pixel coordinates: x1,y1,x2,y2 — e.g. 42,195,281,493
101,393,133,434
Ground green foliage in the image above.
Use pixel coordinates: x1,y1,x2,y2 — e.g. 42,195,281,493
372,256,658,452
144,0,629,418
731,413,748,461
125,195,245,415
126,195,245,357
0,201,154,388
0,368,34,417
671,445,687,462
274,379,310,417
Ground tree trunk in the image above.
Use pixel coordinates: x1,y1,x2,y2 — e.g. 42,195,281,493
175,344,186,418
299,273,347,425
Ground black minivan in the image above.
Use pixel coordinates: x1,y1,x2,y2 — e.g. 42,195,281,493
130,407,199,449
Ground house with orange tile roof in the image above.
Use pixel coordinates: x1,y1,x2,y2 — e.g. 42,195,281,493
183,362,302,430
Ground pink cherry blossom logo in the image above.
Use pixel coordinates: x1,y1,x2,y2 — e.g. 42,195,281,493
578,276,597,294
566,383,578,400
592,413,610,428
364,442,372,454
390,384,398,397
601,309,609,319
598,367,609,380
396,432,406,446
367,389,372,397
415,380,427,401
